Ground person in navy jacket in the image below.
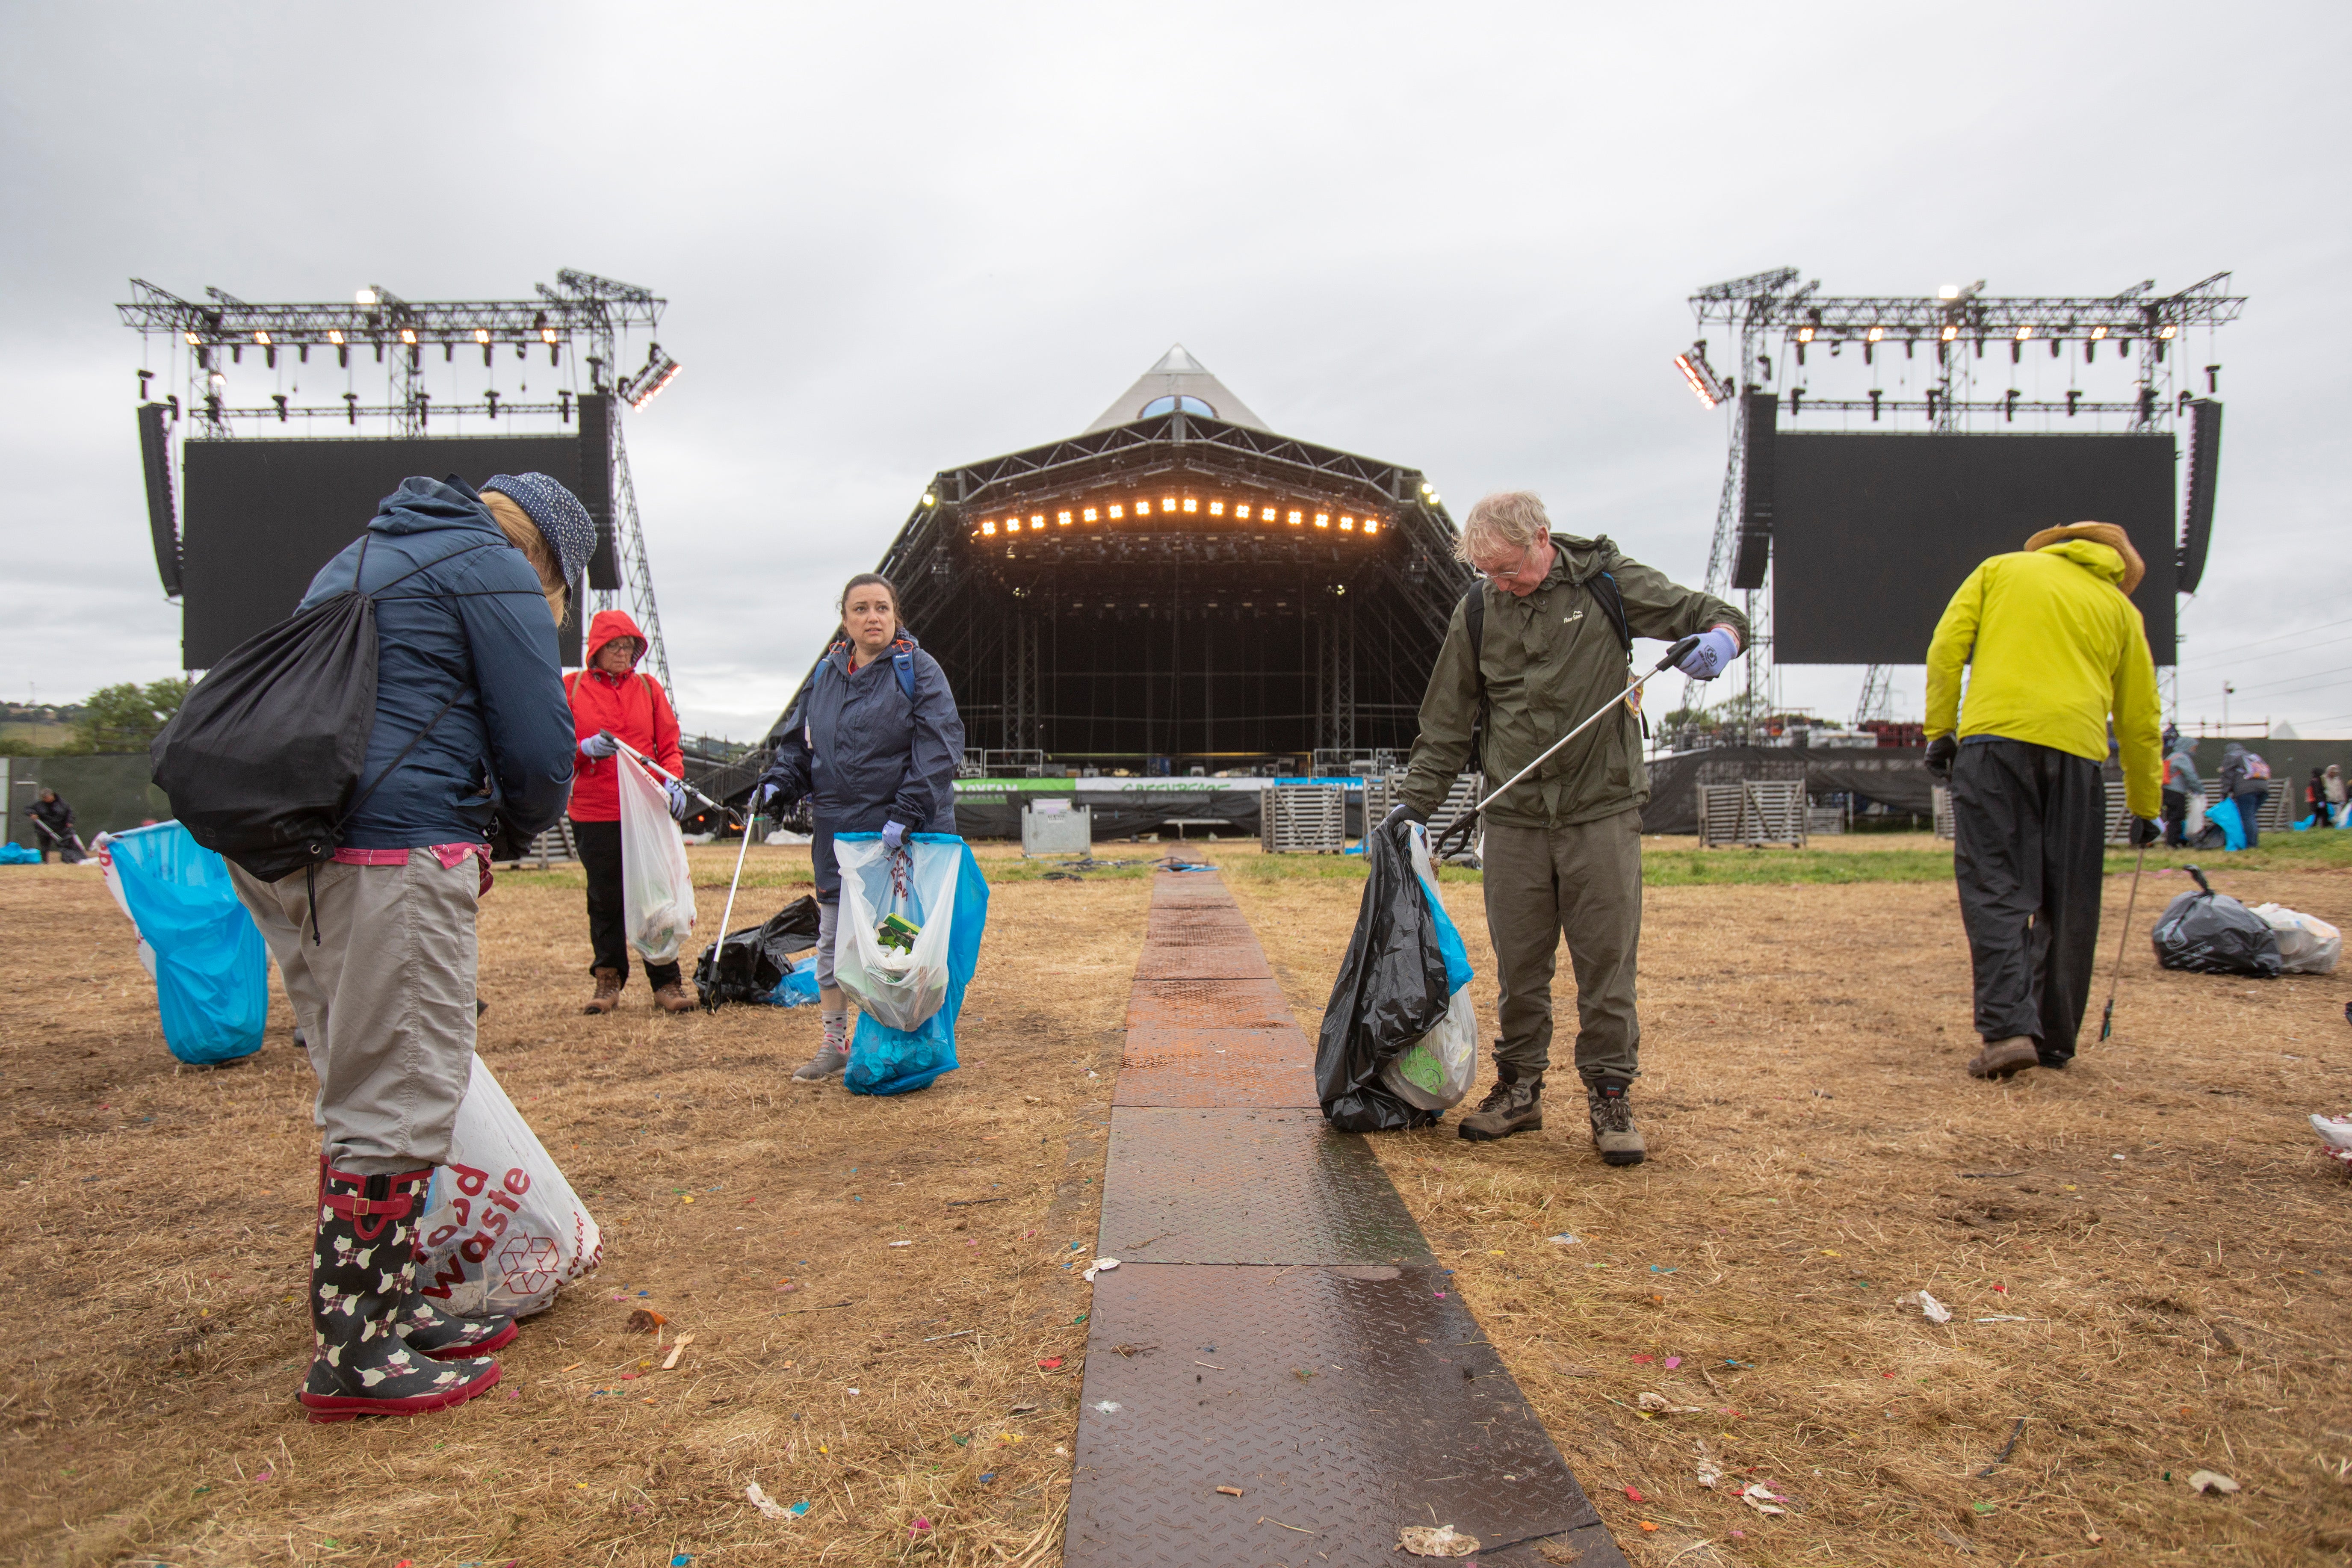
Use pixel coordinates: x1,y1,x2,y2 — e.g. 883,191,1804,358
755,572,963,1082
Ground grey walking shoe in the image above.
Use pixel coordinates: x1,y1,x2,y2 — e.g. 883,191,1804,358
1457,1071,1543,1141
1586,1081,1646,1166
791,1044,849,1082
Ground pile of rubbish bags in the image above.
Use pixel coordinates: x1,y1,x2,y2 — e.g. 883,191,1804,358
2149,865,2341,977
1316,817,1478,1132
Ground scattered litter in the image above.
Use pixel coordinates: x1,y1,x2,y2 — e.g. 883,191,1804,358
662,1334,694,1370
1037,1358,1064,1371
2312,1114,2352,1171
1548,1232,1582,1245
889,1240,913,1248
1900,1290,1952,1324
626,1308,668,1333
1976,1417,2027,1476
2188,1470,2240,1495
1738,1483,1786,1515
1638,1392,1705,1414
978,1472,996,1483
1971,1501,1997,1515
909,1518,932,1536
1010,1403,1039,1414
1663,1356,1682,1368
746,1482,792,1520
847,1387,861,1395
1696,1443,1723,1488
1398,1523,1480,1557
1216,1485,1244,1497
1974,1314,2034,1323
1093,1400,1122,1413
1631,1354,1655,1364
1639,1520,1659,1531
1624,1485,1644,1502
671,1557,693,1566
1081,1257,1121,1283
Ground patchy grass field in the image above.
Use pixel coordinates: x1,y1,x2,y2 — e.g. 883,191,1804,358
3,834,2350,1566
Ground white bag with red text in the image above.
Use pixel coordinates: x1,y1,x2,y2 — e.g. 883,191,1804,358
415,1054,603,1317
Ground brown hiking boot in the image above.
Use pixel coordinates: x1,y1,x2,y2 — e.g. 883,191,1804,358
1586,1081,1646,1166
1457,1071,1543,1141
1966,1035,2039,1080
653,981,698,1015
582,967,623,1016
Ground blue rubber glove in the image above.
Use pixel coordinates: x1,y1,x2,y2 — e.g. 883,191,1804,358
882,820,907,851
755,780,785,808
664,780,689,821
579,731,619,759
1383,802,1426,829
1675,626,1740,681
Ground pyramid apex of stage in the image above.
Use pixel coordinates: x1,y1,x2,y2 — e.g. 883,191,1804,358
1084,344,1270,434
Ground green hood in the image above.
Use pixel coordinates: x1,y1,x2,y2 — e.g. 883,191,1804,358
2037,539,2126,585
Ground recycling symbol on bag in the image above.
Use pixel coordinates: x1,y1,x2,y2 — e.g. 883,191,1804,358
499,1234,561,1297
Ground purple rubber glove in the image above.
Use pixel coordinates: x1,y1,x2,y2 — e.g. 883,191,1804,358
1675,626,1741,680
664,780,689,821
579,730,619,759
881,820,907,851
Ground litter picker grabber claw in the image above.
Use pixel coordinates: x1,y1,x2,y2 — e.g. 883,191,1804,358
601,732,734,821
1435,635,1701,860
2097,839,2151,1044
702,794,763,1010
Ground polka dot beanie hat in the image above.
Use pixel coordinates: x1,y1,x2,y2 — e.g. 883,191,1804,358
483,472,595,587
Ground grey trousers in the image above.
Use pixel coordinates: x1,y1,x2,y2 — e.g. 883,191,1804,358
230,853,479,1176
816,897,841,998
1480,809,1645,1086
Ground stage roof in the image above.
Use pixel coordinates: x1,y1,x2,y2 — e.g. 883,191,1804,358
1084,344,1269,434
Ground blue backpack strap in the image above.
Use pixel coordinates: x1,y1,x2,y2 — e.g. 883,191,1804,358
892,644,916,702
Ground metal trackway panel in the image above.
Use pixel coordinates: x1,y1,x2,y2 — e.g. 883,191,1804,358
1068,868,1626,1567
1065,1263,1608,1568
1126,977,1300,1030
1096,1109,1431,1265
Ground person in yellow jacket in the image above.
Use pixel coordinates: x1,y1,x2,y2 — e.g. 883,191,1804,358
1924,521,2163,1081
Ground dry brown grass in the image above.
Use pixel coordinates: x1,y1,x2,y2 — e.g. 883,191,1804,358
0,844,1134,1567
7,839,2352,1565
1223,850,2352,1566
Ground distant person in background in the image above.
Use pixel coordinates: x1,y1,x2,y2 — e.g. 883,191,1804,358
566,610,694,1016
2327,764,2347,827
25,789,83,862
2308,767,2329,829
754,572,964,1084
225,472,579,1421
2219,743,2269,848
2162,742,2201,848
1924,522,2161,1081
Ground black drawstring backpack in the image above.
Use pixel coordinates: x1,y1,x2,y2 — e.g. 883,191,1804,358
151,534,495,928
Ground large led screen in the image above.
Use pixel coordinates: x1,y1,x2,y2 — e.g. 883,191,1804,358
1770,433,2175,666
180,435,583,668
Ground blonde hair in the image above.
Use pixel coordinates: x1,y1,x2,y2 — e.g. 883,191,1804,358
482,490,569,625
1455,491,1553,564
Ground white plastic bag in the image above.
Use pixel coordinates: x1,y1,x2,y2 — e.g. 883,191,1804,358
2185,793,2207,841
2252,903,2341,974
833,835,960,1032
92,832,159,980
616,750,696,964
1382,824,1478,1111
416,1054,603,1317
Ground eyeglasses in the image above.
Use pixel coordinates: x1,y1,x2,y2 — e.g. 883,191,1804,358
1474,543,1539,585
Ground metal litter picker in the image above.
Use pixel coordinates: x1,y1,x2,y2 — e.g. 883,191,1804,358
599,732,759,1010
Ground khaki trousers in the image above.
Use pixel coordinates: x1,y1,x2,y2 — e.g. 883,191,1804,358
1480,809,1644,1085
229,853,479,1176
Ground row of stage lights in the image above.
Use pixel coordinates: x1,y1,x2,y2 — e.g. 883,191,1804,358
1788,320,2180,364
969,495,1386,540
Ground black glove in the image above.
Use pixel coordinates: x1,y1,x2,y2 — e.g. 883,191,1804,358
1383,802,1427,830
2130,815,2163,847
1924,734,1958,782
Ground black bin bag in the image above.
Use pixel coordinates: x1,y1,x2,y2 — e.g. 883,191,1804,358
694,894,824,1007
2151,864,2284,978
1316,818,1449,1133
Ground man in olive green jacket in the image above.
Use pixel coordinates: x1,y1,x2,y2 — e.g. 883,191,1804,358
1395,491,1747,1164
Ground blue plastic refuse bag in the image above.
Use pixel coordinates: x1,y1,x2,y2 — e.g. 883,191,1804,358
770,955,820,1007
2207,794,2249,851
0,842,38,865
104,822,266,1064
836,833,989,1096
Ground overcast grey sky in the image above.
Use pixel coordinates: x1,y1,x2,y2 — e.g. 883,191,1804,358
5,2,2346,742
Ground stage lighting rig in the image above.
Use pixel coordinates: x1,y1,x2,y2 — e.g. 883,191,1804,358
622,343,682,410
1673,341,1731,408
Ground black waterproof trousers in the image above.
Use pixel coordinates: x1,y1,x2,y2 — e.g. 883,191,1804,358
571,818,681,989
1949,739,2105,1065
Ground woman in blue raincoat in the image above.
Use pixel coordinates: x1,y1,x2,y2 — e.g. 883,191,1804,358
755,573,964,1081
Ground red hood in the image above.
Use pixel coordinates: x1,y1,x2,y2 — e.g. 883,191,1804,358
585,609,647,669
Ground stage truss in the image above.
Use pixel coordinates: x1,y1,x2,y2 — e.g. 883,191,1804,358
1677,267,2246,729
116,270,679,683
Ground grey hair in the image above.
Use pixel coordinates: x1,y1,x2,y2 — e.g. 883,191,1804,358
1454,491,1552,564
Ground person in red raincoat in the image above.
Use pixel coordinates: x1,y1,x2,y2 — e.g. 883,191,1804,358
567,610,693,1014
